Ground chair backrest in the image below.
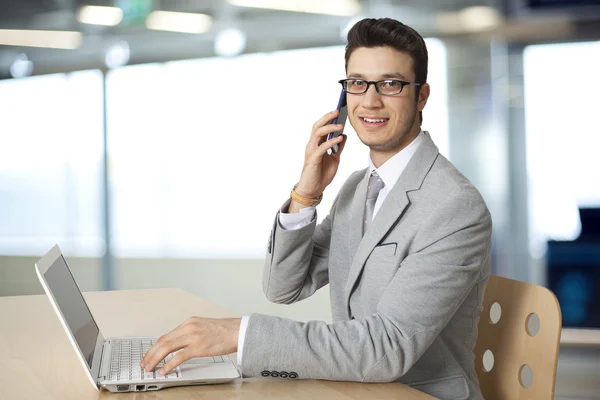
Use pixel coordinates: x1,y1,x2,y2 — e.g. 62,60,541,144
474,275,562,399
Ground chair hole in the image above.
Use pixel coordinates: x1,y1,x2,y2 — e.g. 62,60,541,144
482,349,494,372
519,364,534,388
526,313,540,336
489,302,501,324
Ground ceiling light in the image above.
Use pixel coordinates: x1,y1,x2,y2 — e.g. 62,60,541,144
458,6,502,33
0,30,82,49
146,11,212,34
10,54,34,78
77,5,123,26
105,41,130,69
228,0,360,16
214,28,246,57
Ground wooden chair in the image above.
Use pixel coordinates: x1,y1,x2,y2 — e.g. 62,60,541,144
474,275,562,399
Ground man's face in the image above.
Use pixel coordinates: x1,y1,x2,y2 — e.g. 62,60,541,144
345,46,429,164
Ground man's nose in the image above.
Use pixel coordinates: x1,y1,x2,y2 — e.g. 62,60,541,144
361,84,384,108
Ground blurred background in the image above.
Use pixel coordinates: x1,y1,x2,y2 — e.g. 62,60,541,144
1,0,599,397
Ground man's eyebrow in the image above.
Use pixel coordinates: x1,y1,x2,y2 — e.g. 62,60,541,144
381,73,407,80
347,73,408,80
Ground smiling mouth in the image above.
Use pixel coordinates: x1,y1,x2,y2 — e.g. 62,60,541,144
360,117,389,123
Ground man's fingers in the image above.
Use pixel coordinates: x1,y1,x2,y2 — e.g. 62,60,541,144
140,335,162,367
314,134,344,157
142,335,186,371
337,135,348,155
141,334,165,366
310,109,343,145
312,110,339,131
311,124,344,149
316,123,344,138
333,134,348,158
157,349,190,376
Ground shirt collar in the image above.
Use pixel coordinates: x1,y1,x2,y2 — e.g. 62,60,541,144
368,130,424,190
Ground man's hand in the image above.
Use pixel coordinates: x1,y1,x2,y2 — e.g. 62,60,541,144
291,110,347,212
140,317,241,375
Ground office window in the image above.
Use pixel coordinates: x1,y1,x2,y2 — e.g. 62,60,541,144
524,41,600,256
107,41,448,258
0,71,104,256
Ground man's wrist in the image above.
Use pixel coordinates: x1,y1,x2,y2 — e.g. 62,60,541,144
291,184,322,206
227,318,242,352
293,184,320,200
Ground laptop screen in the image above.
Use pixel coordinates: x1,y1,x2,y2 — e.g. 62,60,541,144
43,255,100,368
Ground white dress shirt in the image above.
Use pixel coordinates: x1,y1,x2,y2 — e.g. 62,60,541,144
236,131,425,370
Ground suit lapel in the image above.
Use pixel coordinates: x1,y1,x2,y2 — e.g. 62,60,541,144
343,132,440,314
346,169,370,274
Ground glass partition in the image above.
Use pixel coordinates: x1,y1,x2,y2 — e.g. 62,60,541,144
0,70,104,256
106,40,448,258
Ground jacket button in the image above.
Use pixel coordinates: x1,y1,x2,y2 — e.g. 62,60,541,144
261,370,270,377
270,371,280,378
288,372,298,379
279,371,288,378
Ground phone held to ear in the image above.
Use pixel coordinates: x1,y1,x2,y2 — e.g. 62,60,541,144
327,89,347,154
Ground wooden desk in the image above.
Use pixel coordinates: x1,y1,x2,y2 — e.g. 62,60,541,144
0,288,435,400
561,328,600,347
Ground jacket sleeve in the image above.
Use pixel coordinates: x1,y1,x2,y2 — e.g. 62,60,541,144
245,190,492,382
262,195,339,304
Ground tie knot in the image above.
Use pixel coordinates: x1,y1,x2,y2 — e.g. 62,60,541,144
367,172,384,199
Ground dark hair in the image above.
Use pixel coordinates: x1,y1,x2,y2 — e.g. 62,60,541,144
344,18,428,123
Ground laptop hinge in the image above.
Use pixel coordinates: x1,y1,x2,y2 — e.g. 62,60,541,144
98,339,112,382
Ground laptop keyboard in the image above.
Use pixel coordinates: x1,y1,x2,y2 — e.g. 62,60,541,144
108,338,226,381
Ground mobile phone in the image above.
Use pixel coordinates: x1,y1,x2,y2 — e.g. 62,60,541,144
327,89,347,154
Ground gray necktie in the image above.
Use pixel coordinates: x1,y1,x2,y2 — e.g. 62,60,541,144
363,172,384,235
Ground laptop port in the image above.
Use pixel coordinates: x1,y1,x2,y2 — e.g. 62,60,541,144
147,385,158,390
136,385,145,391
117,385,129,391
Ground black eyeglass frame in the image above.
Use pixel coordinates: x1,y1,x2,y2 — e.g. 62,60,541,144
338,79,421,95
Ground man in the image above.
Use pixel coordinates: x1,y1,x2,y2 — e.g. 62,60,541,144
141,18,492,399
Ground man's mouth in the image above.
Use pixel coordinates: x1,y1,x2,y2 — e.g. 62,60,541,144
360,117,389,124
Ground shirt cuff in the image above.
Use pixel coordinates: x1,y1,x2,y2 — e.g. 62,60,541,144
278,199,316,230
237,315,250,368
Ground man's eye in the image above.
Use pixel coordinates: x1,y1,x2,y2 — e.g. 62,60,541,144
349,80,366,87
382,80,402,88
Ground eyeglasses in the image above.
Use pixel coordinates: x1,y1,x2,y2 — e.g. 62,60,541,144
338,79,421,96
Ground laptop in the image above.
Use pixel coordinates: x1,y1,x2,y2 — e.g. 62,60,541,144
34,245,240,393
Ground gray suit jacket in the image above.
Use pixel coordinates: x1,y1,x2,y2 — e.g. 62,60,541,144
242,132,492,400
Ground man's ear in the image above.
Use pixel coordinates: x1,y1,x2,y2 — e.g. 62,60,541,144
417,83,430,112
